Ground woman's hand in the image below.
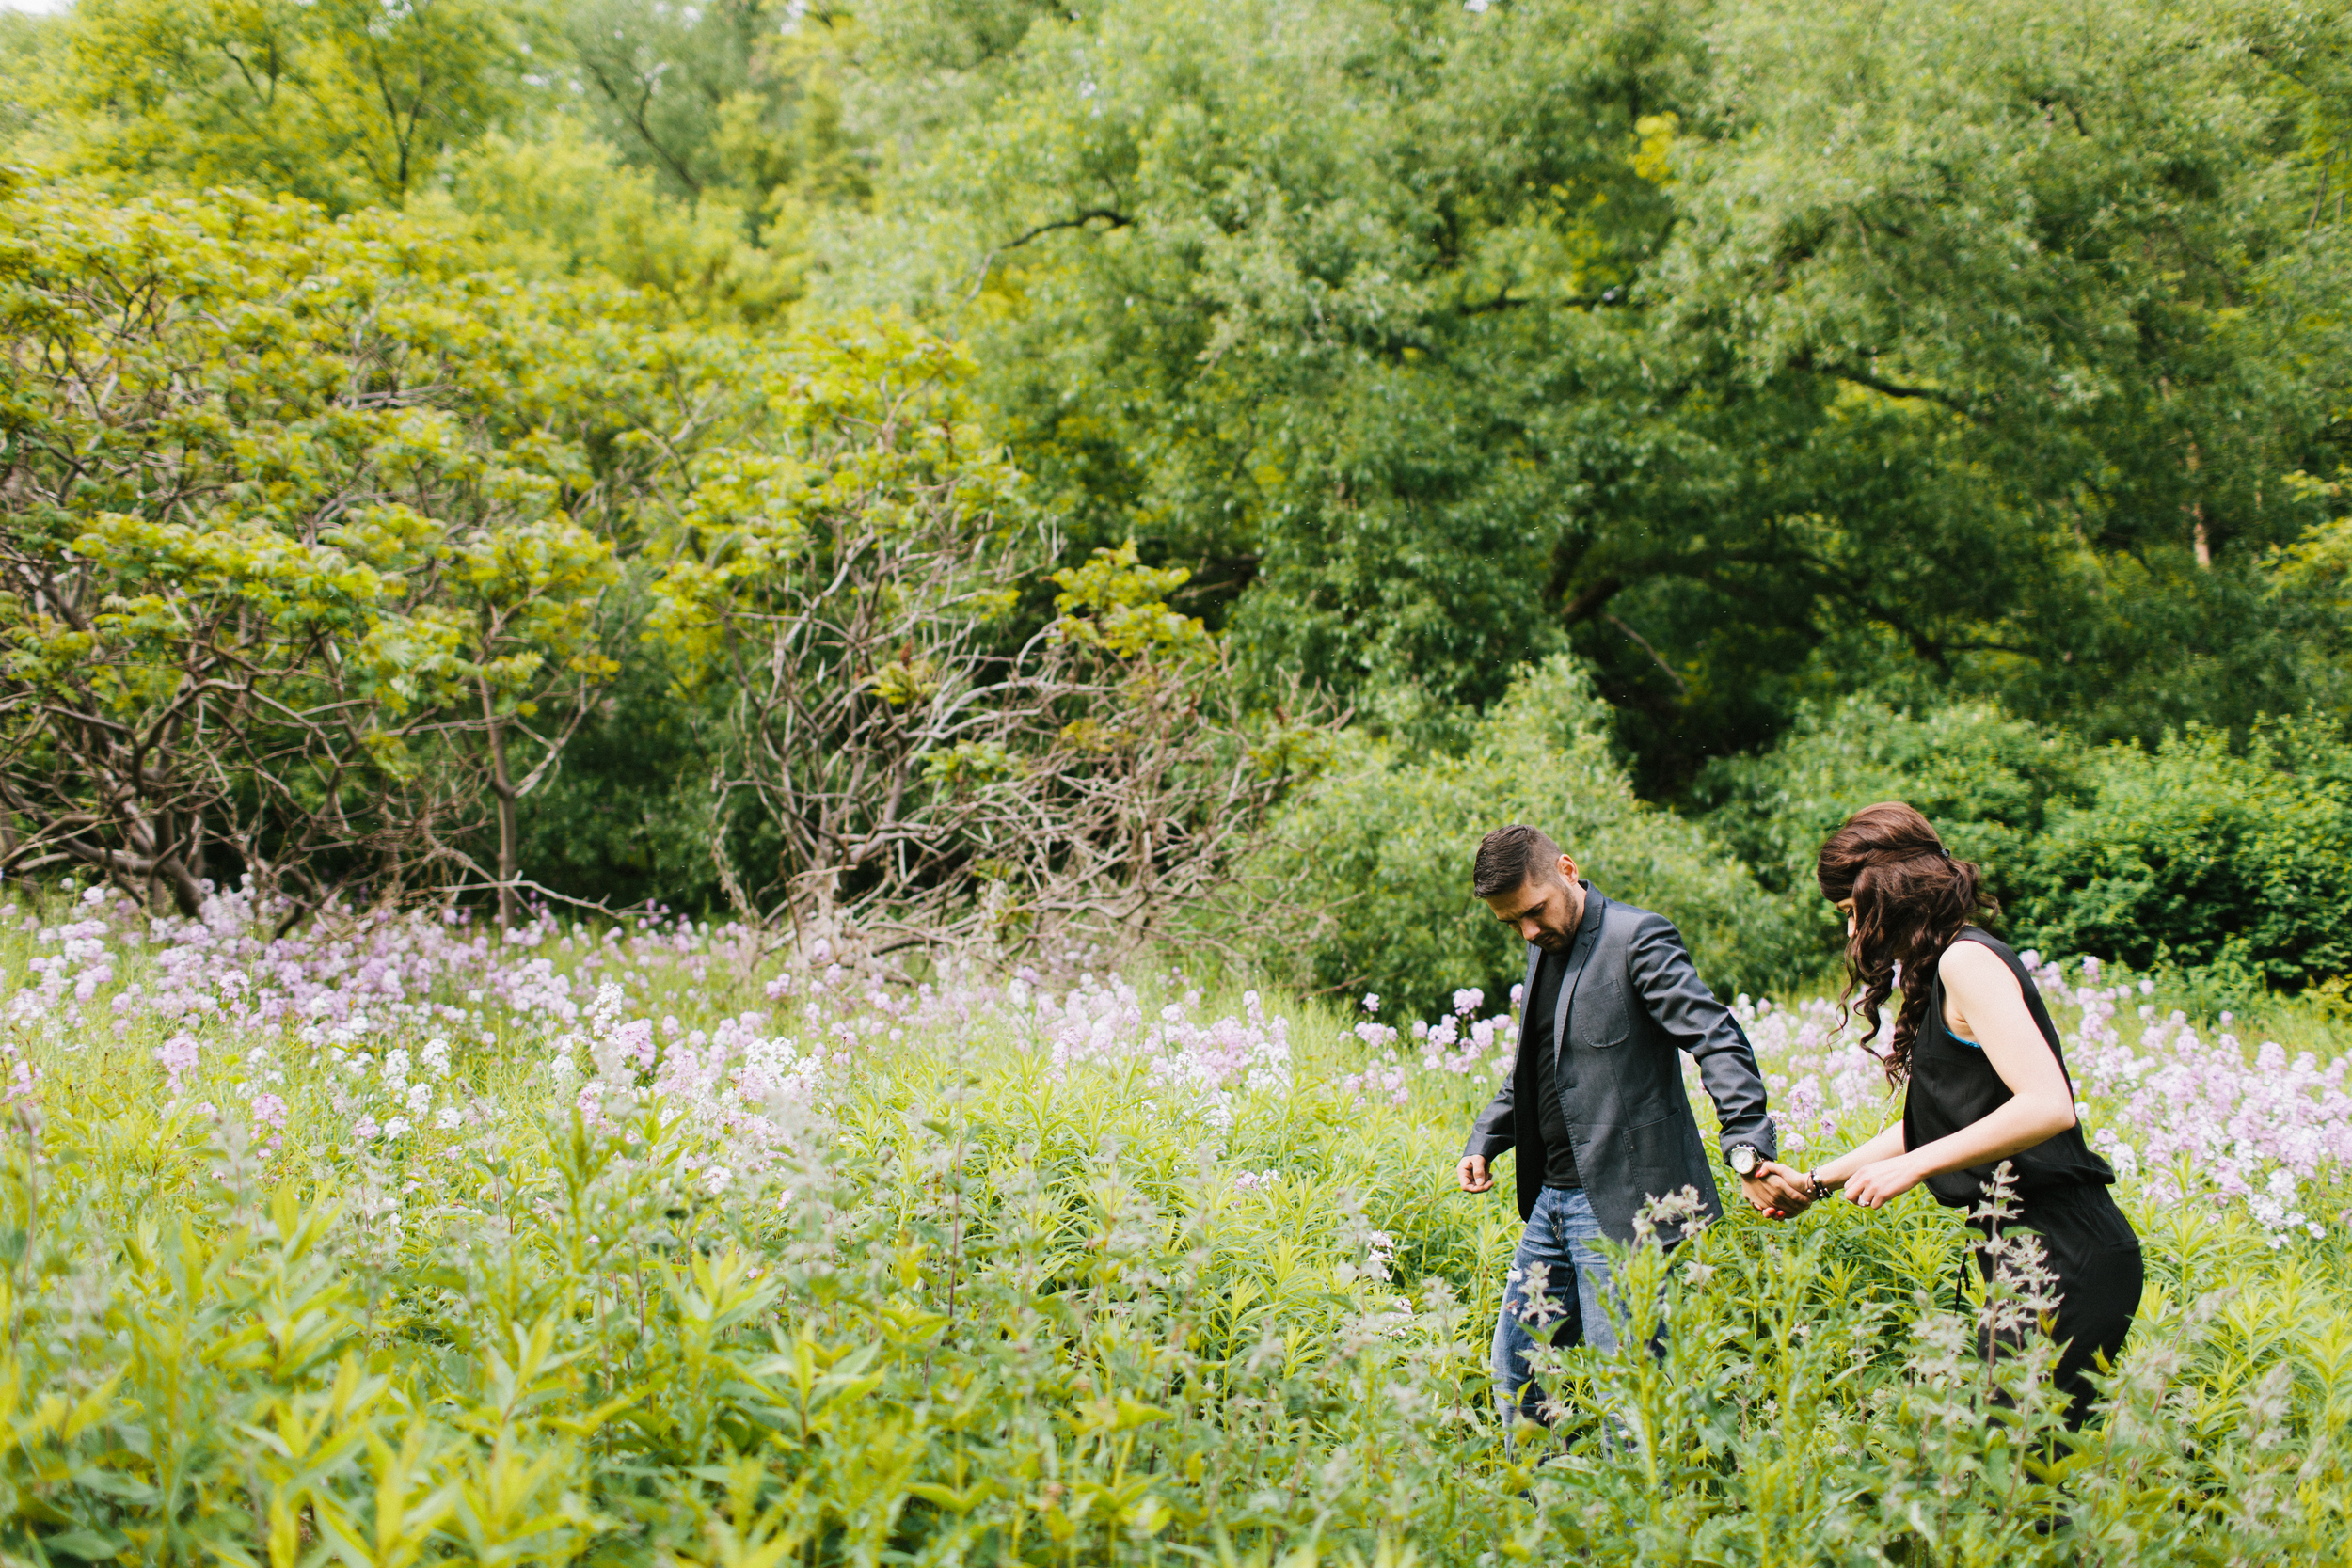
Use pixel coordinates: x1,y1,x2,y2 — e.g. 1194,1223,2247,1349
1842,1154,1929,1209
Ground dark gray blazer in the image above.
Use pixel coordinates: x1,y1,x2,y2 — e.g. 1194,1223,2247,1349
1462,884,1776,1244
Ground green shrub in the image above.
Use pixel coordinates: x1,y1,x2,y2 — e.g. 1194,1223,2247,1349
1699,697,2352,991
1693,694,2088,967
518,610,737,914
2014,721,2352,990
1258,657,1810,1011
1695,695,2083,895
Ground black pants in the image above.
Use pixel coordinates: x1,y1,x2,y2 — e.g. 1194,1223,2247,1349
1965,1181,2143,1429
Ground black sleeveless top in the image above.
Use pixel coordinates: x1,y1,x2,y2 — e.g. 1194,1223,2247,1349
1902,928,2115,1207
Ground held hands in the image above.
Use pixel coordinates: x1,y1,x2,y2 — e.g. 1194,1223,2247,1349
1456,1150,1854,1216
1459,1151,1825,1216
1740,1160,1816,1221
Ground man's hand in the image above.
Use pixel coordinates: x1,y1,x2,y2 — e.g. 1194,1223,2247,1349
1457,1154,1494,1193
1740,1160,1815,1221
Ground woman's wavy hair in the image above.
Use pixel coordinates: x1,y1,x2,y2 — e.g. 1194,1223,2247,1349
1815,801,1998,1084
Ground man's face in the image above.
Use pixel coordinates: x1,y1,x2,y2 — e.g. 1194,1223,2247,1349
1483,858,1581,952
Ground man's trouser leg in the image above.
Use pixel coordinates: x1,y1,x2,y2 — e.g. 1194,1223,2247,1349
1491,1185,1616,1437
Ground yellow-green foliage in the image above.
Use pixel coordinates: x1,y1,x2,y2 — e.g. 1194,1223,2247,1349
1048,545,1209,664
0,174,1014,909
40,0,529,211
434,126,808,326
643,313,1025,678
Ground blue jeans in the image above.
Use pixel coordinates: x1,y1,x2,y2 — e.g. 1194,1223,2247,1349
1492,1185,1619,1425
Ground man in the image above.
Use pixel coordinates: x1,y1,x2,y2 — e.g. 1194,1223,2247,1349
1457,824,1813,1429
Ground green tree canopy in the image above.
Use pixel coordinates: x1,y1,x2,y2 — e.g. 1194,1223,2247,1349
13,0,2352,936
45,0,532,208
806,0,2352,781
0,176,843,916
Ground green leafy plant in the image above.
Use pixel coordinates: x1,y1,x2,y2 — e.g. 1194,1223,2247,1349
1,888,2347,1565
1257,657,1810,1010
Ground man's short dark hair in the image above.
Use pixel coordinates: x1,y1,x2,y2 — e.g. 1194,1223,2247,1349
1473,824,1566,899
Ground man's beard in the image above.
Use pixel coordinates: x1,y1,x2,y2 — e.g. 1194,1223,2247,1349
1530,927,1573,953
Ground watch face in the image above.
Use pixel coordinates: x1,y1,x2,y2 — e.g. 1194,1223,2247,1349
1730,1146,1757,1176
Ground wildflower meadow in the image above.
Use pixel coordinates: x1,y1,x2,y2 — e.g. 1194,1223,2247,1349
2,880,2349,1565
12,0,2352,1560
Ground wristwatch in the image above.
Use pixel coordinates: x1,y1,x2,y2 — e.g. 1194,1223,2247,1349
1727,1143,1760,1179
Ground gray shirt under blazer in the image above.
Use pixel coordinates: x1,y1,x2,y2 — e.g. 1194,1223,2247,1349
1463,883,1778,1244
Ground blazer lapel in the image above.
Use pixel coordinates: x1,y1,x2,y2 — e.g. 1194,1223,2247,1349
1551,888,1608,1063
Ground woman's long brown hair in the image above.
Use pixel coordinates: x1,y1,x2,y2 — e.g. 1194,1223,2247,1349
1815,802,1999,1084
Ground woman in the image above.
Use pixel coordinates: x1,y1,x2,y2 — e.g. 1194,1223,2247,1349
1801,802,2142,1428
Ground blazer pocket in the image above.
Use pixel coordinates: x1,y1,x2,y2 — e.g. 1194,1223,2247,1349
1573,979,1630,1049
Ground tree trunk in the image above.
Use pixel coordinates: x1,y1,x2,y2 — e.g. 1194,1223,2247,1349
493,781,519,933
481,679,519,932
157,852,205,918
2185,435,2212,569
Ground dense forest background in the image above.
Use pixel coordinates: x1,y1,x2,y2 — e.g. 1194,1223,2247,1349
7,0,2352,1010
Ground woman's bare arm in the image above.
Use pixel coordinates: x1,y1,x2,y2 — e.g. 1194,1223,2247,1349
1843,942,2077,1208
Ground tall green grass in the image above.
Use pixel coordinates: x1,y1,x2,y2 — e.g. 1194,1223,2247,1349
0,898,2344,1565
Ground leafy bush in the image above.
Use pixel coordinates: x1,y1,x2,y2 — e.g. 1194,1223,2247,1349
1694,695,2088,967
1258,657,1809,1011
0,180,644,918
2014,721,2352,990
1696,695,2084,894
516,626,735,915
1700,698,2352,991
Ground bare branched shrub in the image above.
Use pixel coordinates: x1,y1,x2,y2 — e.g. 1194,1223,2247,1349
941,543,1336,963
650,322,1332,960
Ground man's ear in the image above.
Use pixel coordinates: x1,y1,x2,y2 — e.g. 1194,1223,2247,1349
1556,854,1577,883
